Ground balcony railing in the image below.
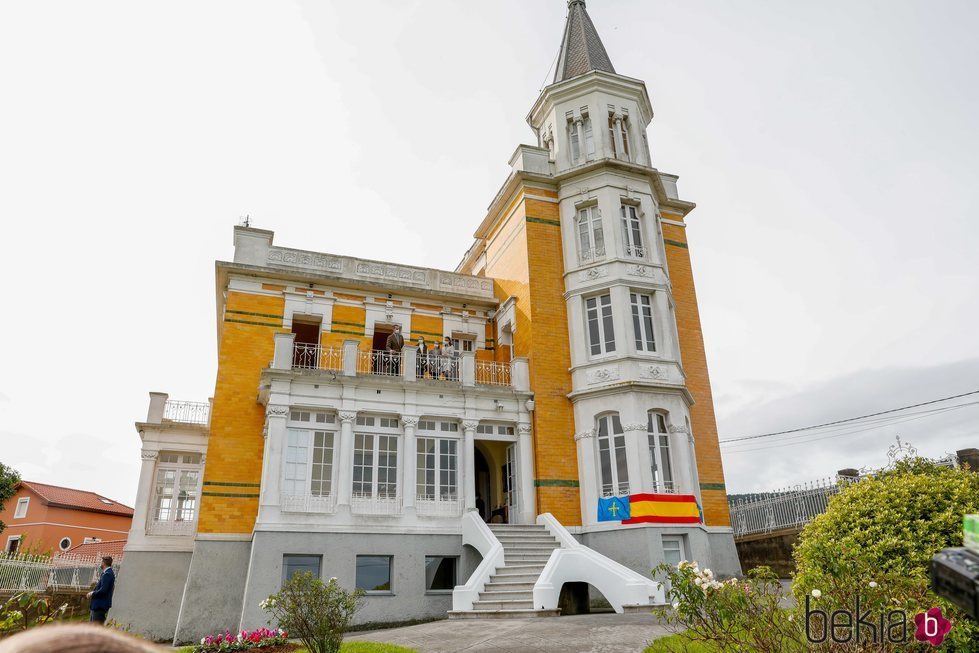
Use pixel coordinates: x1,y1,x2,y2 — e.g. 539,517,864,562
281,493,336,514
416,353,460,382
475,360,511,386
625,244,646,258
579,246,606,264
357,350,402,377
163,400,209,425
146,518,196,536
416,496,462,517
292,343,342,371
350,494,402,515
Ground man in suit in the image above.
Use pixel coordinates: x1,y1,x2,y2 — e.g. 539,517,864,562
384,324,405,375
86,556,115,624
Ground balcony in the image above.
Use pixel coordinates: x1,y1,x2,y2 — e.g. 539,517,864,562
281,493,336,514
146,518,196,536
415,496,462,517
350,494,402,516
273,334,530,392
162,400,210,425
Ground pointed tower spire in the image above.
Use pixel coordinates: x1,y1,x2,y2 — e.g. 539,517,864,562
553,0,616,83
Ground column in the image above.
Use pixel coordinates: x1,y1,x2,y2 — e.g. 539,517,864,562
463,421,478,512
131,451,158,535
147,393,167,423
653,291,674,361
272,332,296,370
336,411,357,508
401,416,418,511
460,351,475,387
575,430,599,527
622,421,646,496
612,114,625,160
342,340,359,377
258,405,288,516
517,424,536,524
402,347,417,383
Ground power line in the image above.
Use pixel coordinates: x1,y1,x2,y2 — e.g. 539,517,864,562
719,389,979,444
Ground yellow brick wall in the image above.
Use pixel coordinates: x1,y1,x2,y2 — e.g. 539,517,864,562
410,314,443,346
662,218,731,527
324,304,367,349
199,291,285,534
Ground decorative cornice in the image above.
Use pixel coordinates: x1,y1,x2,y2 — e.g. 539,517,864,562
400,416,419,428
668,425,689,434
517,425,532,436
621,423,646,432
267,405,288,417
338,411,357,424
586,367,619,384
574,431,595,441
140,451,158,461
462,421,480,431
639,365,665,380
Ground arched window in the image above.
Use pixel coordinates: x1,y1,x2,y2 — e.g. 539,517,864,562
648,412,674,493
596,413,629,496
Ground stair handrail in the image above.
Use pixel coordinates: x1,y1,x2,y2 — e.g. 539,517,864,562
534,512,665,612
452,510,505,611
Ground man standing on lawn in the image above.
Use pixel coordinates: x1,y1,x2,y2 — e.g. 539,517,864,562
86,556,115,624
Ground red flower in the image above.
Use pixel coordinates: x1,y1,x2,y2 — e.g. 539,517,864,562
914,607,952,646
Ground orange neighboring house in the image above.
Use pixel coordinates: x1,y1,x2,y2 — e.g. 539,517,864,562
1,481,133,556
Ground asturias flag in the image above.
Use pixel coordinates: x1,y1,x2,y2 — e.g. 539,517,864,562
598,495,630,521
622,494,702,525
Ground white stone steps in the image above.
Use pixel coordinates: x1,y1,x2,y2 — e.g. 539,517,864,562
479,589,534,600
489,573,540,584
483,580,535,590
447,608,561,619
473,598,535,610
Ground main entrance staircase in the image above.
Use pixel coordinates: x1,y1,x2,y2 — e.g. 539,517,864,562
449,512,664,619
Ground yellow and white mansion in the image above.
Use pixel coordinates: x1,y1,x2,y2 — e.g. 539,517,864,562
115,1,740,642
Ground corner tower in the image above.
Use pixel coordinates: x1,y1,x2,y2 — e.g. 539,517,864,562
459,0,738,575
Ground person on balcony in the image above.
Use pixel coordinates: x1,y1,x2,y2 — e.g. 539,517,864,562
443,337,457,381
385,324,405,375
416,336,428,379
429,340,443,379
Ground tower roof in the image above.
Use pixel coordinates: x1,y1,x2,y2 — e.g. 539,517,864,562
553,0,616,83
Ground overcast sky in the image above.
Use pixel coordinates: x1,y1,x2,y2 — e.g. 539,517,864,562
1,1,977,506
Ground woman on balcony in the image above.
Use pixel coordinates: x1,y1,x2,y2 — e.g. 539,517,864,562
416,337,429,379
442,337,457,381
429,341,443,379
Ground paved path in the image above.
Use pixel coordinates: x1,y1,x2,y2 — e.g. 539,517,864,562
345,613,672,653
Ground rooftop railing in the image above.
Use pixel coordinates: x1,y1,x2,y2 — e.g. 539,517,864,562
163,400,210,425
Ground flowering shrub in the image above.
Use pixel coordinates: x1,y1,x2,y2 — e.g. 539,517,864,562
0,592,69,636
652,562,804,652
262,572,364,653
192,627,288,652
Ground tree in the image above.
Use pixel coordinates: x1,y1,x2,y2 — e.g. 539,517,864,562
0,462,21,535
793,458,979,651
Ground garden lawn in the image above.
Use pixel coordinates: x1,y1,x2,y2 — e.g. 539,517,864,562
175,644,416,653
643,632,722,652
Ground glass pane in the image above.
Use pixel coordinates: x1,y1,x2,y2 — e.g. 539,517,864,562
601,296,615,352
356,556,392,592
662,539,682,566
282,555,321,585
425,556,457,591
660,436,673,484
631,295,643,350
593,217,605,252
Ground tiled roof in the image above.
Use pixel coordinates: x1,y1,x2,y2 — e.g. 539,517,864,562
64,539,127,561
20,481,135,517
554,0,616,83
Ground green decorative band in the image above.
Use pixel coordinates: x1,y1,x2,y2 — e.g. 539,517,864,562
203,481,261,488
700,483,726,491
332,320,365,328
225,309,284,320
534,479,580,488
664,239,689,249
329,329,364,336
527,217,561,227
201,492,260,498
223,318,281,328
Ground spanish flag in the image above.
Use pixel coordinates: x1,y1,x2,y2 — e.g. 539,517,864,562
622,494,702,525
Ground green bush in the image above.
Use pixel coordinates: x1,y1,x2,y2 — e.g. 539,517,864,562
793,458,979,651
261,572,365,653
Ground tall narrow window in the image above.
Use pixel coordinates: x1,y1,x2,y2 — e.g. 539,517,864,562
577,206,605,263
13,498,28,519
353,432,399,500
284,430,310,496
608,115,618,158
620,204,644,257
597,413,629,496
585,294,616,355
630,292,656,352
583,116,595,159
648,412,673,493
569,121,580,163
310,431,334,497
417,438,458,502
620,118,631,159
152,453,202,527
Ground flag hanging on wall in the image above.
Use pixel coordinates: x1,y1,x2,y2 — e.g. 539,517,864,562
597,495,631,521
622,494,702,525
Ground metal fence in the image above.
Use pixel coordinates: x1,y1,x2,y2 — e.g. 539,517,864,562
0,552,117,592
163,400,210,425
729,452,959,537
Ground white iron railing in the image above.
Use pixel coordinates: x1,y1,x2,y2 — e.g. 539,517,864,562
730,453,959,537
280,493,337,514
579,247,606,264
625,244,646,258
415,353,460,382
415,496,462,517
146,519,196,536
292,343,342,371
357,350,402,377
0,552,114,592
350,494,402,515
475,360,511,387
163,400,209,425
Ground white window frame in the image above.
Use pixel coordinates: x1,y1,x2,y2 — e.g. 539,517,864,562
568,117,580,163
585,293,616,356
620,204,645,258
353,417,400,500
648,411,674,493
576,205,605,263
6,536,21,554
283,427,337,499
582,113,595,160
596,413,630,497
13,497,29,519
151,453,203,525
620,116,632,160
630,292,656,353
58,537,72,552
450,337,475,353
662,535,685,567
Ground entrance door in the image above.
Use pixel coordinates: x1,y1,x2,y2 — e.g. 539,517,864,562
503,444,518,523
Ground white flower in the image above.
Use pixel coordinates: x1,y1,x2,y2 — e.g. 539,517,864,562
671,601,679,609
788,614,794,622
703,568,713,579
330,576,338,582
694,577,703,587
201,638,206,645
868,581,878,588
811,589,822,599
